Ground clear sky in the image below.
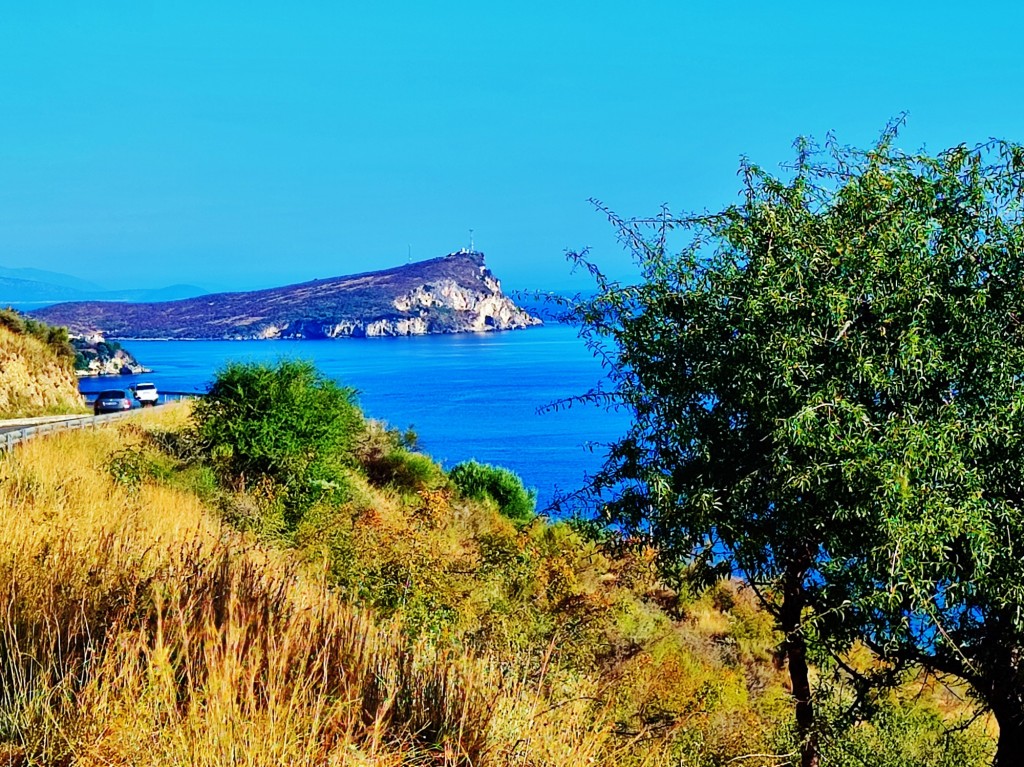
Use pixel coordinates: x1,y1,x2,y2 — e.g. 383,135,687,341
2,1,1023,292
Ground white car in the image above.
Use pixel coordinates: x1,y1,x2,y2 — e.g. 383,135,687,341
131,382,159,407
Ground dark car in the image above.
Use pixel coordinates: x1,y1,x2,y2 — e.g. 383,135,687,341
94,389,134,415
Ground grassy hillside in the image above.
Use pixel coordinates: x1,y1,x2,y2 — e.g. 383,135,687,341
0,308,84,417
0,399,994,765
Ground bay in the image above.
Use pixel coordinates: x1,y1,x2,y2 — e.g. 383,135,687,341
77,325,629,512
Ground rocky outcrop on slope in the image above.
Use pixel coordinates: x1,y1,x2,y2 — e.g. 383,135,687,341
72,336,151,376
33,252,542,340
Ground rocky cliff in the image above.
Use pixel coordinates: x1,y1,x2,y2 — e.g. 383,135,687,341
32,252,542,340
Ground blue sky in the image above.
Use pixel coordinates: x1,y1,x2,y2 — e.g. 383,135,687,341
2,1,1023,292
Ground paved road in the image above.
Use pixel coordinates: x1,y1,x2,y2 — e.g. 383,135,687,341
0,410,141,450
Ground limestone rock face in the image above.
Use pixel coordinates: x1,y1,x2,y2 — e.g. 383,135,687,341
33,252,543,340
387,275,539,333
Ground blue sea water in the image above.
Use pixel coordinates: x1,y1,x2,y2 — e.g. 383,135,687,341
77,325,630,512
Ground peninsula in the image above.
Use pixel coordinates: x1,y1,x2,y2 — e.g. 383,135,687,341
32,251,541,340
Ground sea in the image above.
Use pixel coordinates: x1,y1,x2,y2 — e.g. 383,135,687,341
74,324,631,513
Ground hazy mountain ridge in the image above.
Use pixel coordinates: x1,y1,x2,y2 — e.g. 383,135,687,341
32,252,542,339
0,266,102,293
1,273,207,305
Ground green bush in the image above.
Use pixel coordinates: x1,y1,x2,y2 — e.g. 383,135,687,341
449,460,536,523
355,421,443,491
364,448,445,491
809,697,992,767
0,307,26,334
191,359,363,520
379,450,445,491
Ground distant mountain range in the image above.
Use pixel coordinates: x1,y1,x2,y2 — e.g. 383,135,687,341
0,266,208,306
32,251,542,340
0,265,103,293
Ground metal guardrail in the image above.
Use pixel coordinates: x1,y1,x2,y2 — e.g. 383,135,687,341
159,391,205,403
3,389,205,452
0,409,140,452
80,390,205,405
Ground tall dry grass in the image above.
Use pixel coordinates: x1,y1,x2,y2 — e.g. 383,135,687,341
0,409,617,766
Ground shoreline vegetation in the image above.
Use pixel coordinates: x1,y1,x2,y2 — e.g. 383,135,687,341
71,335,151,376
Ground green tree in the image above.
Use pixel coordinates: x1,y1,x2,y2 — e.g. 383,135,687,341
192,359,363,519
566,125,1024,766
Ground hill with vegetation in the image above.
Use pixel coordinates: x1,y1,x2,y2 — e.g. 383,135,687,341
0,360,992,765
71,336,150,376
0,308,84,417
31,252,541,340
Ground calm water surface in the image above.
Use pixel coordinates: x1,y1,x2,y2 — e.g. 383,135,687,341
78,325,629,511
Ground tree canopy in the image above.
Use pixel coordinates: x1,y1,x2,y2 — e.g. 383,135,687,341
567,124,1024,767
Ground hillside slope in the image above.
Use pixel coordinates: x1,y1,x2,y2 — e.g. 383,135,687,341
0,312,84,416
0,406,787,766
0,402,993,765
32,251,541,339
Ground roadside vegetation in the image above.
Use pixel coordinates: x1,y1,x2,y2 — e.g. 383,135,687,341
0,359,993,765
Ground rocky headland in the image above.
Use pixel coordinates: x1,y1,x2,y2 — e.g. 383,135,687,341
71,336,151,376
32,252,542,340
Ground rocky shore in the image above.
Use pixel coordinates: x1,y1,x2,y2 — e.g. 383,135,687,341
72,336,151,376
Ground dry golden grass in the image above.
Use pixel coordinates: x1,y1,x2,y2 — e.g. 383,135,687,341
0,407,619,766
0,405,988,766
0,325,85,417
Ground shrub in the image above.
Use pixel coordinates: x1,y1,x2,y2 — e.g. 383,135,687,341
191,359,363,519
0,307,26,334
106,441,177,493
365,448,445,491
449,460,536,523
381,450,446,491
356,421,444,491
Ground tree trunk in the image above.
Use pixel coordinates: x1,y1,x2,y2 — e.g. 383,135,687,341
975,632,1024,767
787,625,819,767
782,564,818,767
994,706,1024,767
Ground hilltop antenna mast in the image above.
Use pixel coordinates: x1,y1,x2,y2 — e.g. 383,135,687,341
469,228,475,253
